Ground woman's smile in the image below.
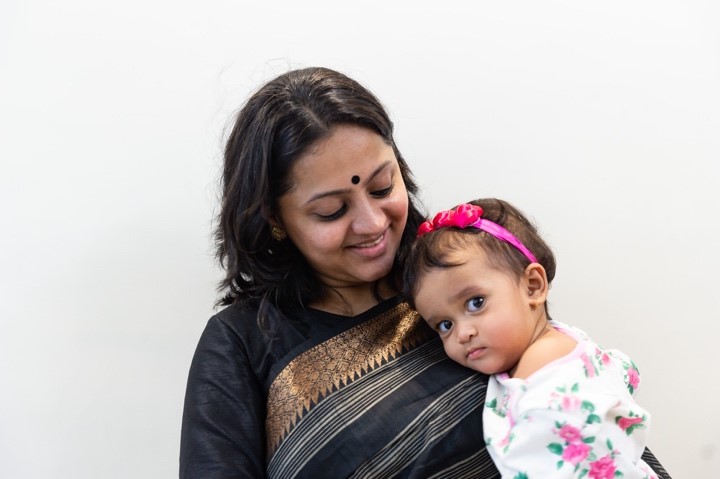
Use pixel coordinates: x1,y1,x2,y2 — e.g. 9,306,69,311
348,231,387,253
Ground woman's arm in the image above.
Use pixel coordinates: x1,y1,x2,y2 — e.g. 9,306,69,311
180,316,266,478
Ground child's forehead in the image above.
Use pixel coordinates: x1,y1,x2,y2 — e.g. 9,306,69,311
415,240,517,290
429,235,489,264
416,243,487,280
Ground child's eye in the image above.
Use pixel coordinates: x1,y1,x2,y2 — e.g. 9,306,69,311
466,296,485,313
437,320,453,333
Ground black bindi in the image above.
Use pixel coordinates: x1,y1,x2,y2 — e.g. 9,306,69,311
351,175,360,185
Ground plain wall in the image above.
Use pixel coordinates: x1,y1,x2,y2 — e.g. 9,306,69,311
1,0,718,477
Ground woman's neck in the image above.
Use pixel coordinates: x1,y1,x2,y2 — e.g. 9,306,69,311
310,278,397,317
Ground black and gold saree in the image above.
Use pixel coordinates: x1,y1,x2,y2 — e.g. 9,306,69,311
180,296,670,478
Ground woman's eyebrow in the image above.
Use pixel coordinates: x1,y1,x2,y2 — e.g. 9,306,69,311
305,188,351,205
366,161,392,183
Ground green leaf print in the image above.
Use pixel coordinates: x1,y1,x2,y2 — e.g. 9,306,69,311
513,473,528,479
586,414,601,424
548,443,563,455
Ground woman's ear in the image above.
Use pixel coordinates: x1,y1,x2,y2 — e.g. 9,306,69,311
524,263,548,306
262,206,282,228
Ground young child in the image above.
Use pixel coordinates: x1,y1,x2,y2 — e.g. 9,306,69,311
403,198,658,479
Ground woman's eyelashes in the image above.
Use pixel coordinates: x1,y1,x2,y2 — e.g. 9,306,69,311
466,296,485,313
314,183,393,221
316,204,347,221
370,184,393,198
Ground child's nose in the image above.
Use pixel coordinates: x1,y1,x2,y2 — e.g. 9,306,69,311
456,322,476,343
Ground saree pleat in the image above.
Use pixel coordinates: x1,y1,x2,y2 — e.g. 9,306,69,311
349,374,487,478
265,301,490,478
425,448,500,479
268,340,447,477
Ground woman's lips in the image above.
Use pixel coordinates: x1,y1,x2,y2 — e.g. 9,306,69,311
353,233,384,248
348,232,388,258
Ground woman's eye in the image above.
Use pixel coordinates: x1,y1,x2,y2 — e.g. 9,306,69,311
371,185,393,198
466,296,485,313
316,204,347,221
437,320,453,333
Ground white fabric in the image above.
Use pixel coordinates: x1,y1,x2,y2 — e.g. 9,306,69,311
484,321,658,479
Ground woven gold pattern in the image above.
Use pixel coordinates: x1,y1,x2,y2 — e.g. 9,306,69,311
265,302,431,456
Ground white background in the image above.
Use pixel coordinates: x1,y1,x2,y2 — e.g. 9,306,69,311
1,1,717,477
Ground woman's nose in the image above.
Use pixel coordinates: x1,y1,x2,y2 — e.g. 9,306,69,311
352,199,385,234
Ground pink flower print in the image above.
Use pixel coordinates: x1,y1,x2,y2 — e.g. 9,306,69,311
557,424,583,444
600,352,612,366
617,416,643,431
616,414,646,435
588,455,617,479
627,367,640,391
580,353,596,378
562,442,591,465
497,428,514,452
561,395,582,411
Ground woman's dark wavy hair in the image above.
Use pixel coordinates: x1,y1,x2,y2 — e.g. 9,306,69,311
403,198,557,318
216,67,425,318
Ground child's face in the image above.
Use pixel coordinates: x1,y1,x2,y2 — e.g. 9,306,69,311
413,245,541,375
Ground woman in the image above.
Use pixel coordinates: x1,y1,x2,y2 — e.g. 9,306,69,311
180,67,670,478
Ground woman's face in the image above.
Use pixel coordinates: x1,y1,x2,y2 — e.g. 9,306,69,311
276,124,409,291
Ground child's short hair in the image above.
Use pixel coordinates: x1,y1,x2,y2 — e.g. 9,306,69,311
402,198,557,312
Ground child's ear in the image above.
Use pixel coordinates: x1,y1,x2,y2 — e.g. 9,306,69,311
524,263,548,306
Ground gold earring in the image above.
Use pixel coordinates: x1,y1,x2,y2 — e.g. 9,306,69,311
271,226,287,241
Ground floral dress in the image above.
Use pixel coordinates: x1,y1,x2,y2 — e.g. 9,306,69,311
484,321,658,479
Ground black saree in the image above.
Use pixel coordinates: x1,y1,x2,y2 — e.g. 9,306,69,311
180,296,671,479
265,299,496,478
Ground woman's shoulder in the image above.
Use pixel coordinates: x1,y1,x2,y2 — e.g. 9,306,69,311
207,299,310,338
195,300,303,365
190,302,258,354
211,301,261,331
191,303,258,358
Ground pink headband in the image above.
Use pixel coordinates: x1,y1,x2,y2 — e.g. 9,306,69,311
417,203,538,264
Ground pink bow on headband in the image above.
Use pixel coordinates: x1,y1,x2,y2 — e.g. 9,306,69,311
417,204,484,237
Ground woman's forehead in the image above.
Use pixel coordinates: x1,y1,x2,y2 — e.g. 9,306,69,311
287,126,397,194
